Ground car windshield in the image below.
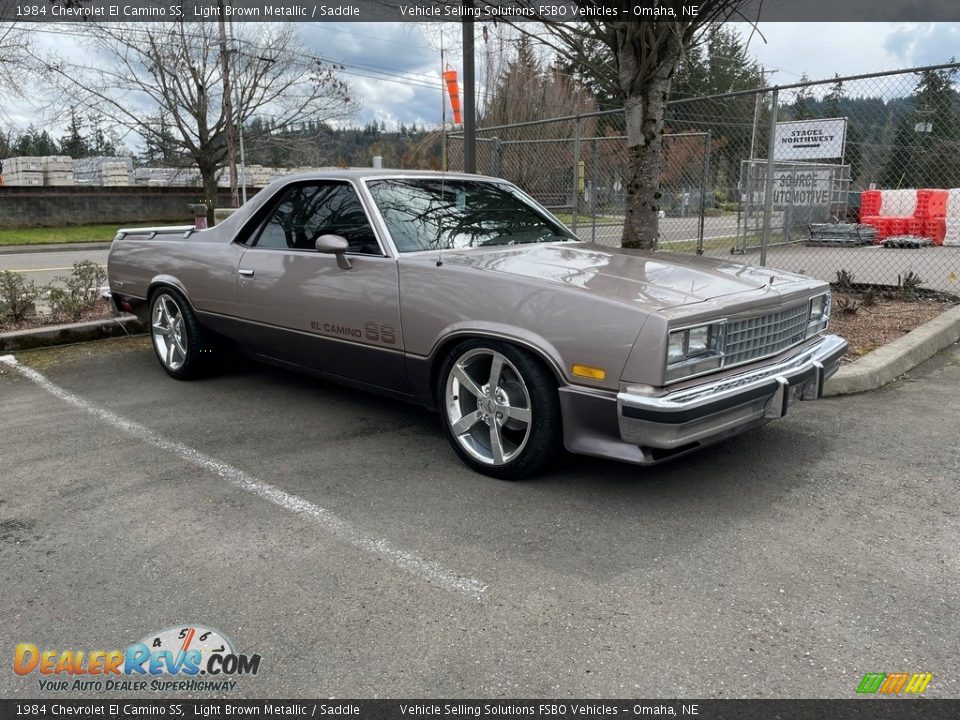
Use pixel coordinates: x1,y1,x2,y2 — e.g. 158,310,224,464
365,178,576,253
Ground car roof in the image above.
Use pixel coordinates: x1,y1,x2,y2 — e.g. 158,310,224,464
271,168,505,183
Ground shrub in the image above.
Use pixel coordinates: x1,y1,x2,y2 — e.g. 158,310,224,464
835,269,855,290
48,261,108,322
898,271,923,300
0,270,41,324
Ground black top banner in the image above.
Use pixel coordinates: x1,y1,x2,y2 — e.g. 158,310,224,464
2,0,960,22
3,699,960,720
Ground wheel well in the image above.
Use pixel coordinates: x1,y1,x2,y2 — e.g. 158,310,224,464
147,282,191,308
429,334,563,405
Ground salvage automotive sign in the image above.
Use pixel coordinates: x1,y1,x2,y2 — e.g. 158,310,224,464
774,118,847,161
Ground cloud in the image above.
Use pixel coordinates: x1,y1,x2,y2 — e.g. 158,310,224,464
883,22,960,66
739,21,959,97
298,21,446,130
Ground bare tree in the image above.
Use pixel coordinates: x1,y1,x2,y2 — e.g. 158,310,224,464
0,22,29,116
482,37,596,127
32,22,353,215
501,1,756,249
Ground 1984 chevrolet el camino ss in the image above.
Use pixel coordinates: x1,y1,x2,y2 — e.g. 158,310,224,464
107,169,846,479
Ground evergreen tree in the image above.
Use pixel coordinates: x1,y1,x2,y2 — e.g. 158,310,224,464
12,126,58,156
58,107,87,158
668,27,766,195
879,64,960,188
141,115,183,165
792,75,813,121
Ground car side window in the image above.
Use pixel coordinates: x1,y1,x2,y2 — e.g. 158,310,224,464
252,182,382,255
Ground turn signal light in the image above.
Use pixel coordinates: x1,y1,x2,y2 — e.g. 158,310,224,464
572,364,606,381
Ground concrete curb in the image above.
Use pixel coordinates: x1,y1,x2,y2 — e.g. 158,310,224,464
0,242,112,255
0,316,144,352
824,304,960,396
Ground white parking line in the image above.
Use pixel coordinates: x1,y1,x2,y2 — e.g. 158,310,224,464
0,354,488,602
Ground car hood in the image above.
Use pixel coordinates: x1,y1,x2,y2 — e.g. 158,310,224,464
439,242,812,310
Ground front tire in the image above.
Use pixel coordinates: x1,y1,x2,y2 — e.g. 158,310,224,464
149,288,212,380
438,340,563,480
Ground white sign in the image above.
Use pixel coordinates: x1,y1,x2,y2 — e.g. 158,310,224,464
774,118,847,161
770,168,835,208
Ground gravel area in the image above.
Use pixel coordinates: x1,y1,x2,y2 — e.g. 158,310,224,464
828,289,958,362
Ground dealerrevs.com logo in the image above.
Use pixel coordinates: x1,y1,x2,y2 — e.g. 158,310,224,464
856,672,933,695
14,625,262,693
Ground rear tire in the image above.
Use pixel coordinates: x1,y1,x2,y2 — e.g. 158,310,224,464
437,340,563,480
149,288,214,380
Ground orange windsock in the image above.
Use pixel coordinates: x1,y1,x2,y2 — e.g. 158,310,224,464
444,68,462,125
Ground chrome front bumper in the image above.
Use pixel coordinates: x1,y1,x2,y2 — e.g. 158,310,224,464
617,334,847,453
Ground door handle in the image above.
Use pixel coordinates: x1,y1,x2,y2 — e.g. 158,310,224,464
238,269,255,278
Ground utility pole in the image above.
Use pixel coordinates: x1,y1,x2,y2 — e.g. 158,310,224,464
749,66,778,159
218,0,238,207
440,32,446,171
228,17,247,204
462,5,476,173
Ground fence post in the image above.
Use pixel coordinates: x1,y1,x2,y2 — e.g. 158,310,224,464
697,131,712,256
760,88,779,267
572,115,581,232
591,137,598,243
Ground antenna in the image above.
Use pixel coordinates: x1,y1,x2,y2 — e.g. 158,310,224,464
437,33,446,268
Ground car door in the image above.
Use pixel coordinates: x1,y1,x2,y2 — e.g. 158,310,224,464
235,180,407,394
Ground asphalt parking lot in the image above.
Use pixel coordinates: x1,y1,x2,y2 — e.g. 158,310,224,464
1,337,958,698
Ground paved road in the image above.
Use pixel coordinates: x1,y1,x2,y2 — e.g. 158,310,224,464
0,247,109,287
1,338,958,698
578,215,744,245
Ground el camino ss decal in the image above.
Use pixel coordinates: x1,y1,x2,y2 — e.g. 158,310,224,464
310,321,361,339
364,322,397,344
309,321,396,344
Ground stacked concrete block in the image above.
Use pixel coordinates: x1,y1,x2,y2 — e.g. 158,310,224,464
218,164,321,188
3,156,45,185
134,167,201,187
41,156,75,186
73,157,134,186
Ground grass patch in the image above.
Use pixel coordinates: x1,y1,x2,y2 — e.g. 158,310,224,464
15,336,151,370
555,213,627,225
659,236,741,253
0,223,176,247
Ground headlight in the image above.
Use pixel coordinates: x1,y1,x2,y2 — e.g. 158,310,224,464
807,292,831,335
667,332,687,364
666,322,726,382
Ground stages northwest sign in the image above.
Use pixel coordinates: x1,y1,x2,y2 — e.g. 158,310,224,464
774,118,847,161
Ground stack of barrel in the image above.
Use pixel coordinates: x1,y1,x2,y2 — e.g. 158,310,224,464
859,188,948,245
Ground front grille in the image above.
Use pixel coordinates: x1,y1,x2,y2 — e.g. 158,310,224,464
723,304,809,366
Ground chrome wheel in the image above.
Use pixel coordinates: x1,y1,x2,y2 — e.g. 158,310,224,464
444,348,533,466
151,293,188,372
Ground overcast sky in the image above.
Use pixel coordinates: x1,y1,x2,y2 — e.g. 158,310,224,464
10,21,960,148
286,21,960,129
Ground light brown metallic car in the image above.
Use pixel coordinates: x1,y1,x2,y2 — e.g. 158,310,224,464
107,170,846,479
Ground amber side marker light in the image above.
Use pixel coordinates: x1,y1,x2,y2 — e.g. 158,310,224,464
572,364,606,381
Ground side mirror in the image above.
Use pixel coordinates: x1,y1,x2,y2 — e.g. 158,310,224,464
315,234,352,270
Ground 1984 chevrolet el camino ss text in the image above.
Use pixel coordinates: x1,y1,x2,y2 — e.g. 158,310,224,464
106,170,846,479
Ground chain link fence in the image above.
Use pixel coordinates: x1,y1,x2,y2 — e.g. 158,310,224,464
448,63,960,296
